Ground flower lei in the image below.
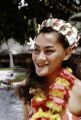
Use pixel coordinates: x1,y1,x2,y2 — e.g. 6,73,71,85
30,68,76,120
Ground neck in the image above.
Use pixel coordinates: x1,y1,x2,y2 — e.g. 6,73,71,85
46,67,62,86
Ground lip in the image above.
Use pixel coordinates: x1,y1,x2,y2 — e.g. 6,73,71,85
36,63,48,67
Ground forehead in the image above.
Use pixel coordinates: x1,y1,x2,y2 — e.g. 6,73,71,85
35,33,59,47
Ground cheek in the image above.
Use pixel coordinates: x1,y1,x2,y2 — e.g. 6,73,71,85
51,52,65,63
32,53,36,61
32,53,35,62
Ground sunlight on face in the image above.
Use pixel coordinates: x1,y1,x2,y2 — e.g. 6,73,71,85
32,32,67,77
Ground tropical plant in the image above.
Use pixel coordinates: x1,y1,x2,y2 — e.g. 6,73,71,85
0,0,81,44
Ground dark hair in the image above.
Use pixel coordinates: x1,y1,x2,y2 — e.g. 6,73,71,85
16,27,71,103
16,61,47,103
63,53,81,80
39,27,69,49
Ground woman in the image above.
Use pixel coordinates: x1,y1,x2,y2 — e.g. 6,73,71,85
16,18,81,120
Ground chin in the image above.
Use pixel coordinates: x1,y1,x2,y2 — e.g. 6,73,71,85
36,71,48,77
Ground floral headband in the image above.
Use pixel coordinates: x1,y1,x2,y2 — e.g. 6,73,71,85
27,18,80,50
38,18,80,47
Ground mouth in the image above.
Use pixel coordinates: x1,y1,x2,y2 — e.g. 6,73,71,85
36,63,48,68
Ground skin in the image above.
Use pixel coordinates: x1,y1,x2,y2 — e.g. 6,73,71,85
68,79,81,116
32,32,69,83
32,32,81,117
23,32,81,120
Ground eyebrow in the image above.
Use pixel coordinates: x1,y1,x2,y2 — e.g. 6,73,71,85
34,43,54,49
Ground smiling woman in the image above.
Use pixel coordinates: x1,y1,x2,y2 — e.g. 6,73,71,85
32,31,68,77
16,18,81,120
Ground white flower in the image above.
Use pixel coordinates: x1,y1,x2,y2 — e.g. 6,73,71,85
27,37,35,50
39,18,80,47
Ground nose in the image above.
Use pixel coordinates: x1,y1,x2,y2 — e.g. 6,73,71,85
36,51,47,63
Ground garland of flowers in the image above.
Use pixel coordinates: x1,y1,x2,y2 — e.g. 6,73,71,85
29,67,76,120
38,18,80,47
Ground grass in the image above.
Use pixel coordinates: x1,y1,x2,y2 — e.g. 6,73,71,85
0,67,27,84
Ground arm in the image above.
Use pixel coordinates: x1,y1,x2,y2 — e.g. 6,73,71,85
68,79,81,116
22,101,30,120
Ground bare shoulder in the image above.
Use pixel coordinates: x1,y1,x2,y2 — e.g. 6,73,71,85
73,78,81,95
68,78,81,116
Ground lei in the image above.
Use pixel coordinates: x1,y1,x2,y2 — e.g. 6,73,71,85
29,68,76,120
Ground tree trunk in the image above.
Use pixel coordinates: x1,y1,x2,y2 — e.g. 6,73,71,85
9,51,14,68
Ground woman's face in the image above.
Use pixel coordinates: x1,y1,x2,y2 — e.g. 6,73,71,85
32,32,68,77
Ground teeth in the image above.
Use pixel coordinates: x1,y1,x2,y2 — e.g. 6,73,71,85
36,62,48,67
38,64,44,66
37,63,46,67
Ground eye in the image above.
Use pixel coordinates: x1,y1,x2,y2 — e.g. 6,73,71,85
33,48,40,54
45,50,56,55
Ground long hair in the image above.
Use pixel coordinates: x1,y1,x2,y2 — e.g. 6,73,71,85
16,27,71,103
16,60,47,103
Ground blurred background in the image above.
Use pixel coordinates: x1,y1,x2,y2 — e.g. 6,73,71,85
0,0,81,120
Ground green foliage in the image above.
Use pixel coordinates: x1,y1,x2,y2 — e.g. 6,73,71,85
0,0,81,44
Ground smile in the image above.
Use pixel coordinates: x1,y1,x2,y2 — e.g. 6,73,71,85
36,63,48,67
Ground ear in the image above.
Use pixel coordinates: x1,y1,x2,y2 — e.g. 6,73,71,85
63,47,72,61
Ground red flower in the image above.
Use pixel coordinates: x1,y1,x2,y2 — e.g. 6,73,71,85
31,97,47,111
36,117,50,120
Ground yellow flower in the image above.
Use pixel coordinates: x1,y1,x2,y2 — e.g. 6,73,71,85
31,108,61,120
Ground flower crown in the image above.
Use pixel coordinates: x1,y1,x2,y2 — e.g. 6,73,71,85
38,18,80,47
